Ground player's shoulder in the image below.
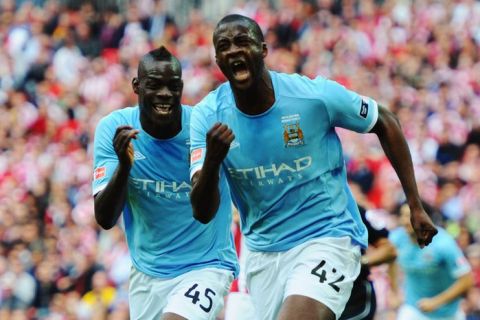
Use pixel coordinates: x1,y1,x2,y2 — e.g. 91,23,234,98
98,106,139,127
388,227,408,244
182,104,193,117
192,82,232,117
433,227,457,246
273,71,331,99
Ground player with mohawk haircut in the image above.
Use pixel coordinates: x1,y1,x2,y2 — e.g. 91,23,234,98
92,46,238,320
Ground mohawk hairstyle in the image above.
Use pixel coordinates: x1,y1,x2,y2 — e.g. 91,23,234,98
138,46,181,77
215,14,264,42
147,46,173,61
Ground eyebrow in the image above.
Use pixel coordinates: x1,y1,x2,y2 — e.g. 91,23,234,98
145,73,181,79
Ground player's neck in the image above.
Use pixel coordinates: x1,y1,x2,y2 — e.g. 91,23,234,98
232,69,275,115
140,109,182,140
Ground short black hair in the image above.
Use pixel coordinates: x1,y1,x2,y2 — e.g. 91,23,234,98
138,46,181,77
214,14,264,42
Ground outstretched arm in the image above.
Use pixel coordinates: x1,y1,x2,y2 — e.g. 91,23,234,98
417,272,474,313
190,123,234,224
370,106,437,247
94,126,138,229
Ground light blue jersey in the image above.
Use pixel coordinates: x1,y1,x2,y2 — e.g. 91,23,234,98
93,105,239,278
390,227,471,318
190,71,378,252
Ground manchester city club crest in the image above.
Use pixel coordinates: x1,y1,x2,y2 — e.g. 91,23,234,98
281,114,305,147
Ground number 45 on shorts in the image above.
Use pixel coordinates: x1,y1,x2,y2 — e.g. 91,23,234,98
311,260,345,293
184,283,216,313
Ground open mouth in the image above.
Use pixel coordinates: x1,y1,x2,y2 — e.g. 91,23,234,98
230,60,250,82
153,104,172,115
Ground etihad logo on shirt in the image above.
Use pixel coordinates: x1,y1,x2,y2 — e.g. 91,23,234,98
227,156,312,187
282,114,305,147
130,177,191,199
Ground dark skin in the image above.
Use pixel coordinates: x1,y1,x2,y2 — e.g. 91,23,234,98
94,56,183,230
94,57,186,320
191,18,437,319
94,55,187,320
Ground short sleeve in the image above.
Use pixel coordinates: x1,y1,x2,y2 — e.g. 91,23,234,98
189,100,210,179
317,78,379,133
440,234,471,278
92,116,120,195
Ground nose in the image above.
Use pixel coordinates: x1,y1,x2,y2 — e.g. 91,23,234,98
225,43,242,57
156,86,172,97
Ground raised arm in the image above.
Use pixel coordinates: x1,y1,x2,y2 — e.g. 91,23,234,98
190,123,234,224
94,126,138,230
370,106,437,247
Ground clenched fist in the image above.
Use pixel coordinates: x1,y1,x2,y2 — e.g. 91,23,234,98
410,207,438,248
113,126,139,167
205,123,235,165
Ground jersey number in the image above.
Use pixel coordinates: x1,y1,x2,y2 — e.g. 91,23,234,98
184,284,216,312
311,260,345,293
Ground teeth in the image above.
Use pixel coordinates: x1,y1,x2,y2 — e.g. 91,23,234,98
154,104,172,113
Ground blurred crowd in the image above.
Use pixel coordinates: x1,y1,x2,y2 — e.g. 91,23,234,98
0,0,479,319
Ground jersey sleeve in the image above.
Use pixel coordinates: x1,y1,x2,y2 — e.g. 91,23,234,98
439,233,471,278
92,116,120,196
189,99,210,179
315,77,379,133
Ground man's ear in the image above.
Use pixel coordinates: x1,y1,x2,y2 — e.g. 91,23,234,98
132,78,139,95
262,42,268,58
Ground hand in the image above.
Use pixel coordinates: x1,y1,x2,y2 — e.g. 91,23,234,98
410,207,438,248
387,290,402,310
113,126,139,167
205,123,235,165
417,297,441,313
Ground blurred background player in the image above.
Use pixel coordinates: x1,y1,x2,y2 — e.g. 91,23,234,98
189,14,437,320
390,202,474,320
92,46,238,320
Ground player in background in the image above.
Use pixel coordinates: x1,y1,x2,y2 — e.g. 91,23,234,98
340,205,397,320
92,46,238,320
390,202,474,320
189,14,437,320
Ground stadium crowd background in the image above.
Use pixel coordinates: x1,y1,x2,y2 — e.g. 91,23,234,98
0,0,479,319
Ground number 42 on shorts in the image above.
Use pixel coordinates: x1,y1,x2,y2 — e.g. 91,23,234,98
311,260,345,293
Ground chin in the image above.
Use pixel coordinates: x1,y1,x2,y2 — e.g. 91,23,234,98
155,116,175,125
231,80,253,91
